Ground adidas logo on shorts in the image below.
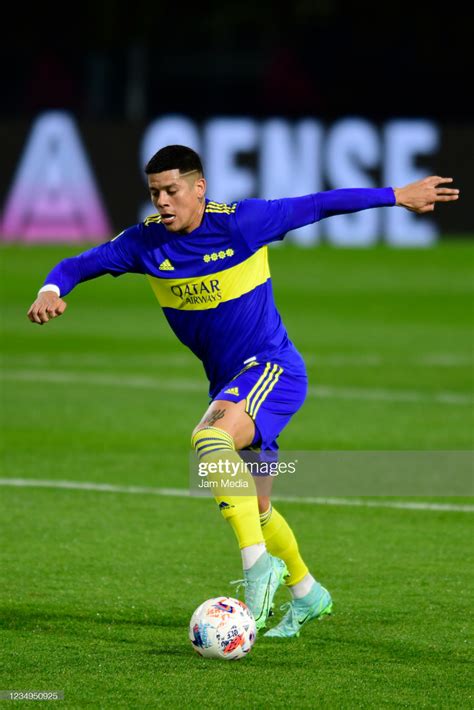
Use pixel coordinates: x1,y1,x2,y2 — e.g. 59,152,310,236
159,259,174,271
224,387,239,396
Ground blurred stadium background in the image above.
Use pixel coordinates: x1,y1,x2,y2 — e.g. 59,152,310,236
1,3,473,707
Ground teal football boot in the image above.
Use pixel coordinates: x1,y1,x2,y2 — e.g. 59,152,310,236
264,582,332,638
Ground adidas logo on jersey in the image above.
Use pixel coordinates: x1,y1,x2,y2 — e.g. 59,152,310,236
159,259,174,271
224,387,239,396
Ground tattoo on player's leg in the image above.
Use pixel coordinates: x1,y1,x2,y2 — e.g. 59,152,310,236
204,409,226,425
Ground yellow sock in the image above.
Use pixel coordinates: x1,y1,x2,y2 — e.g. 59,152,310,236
259,505,308,585
191,427,264,549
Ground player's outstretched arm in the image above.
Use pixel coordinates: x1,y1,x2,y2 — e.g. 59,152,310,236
26,226,143,326
234,176,460,250
393,176,459,214
27,289,67,325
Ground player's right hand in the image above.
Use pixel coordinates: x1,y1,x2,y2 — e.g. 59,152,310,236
27,291,67,325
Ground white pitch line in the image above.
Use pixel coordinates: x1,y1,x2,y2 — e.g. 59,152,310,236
2,369,202,392
2,352,472,368
0,478,473,513
2,369,473,406
309,384,472,406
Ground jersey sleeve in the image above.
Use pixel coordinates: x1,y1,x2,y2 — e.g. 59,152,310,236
233,197,314,250
234,188,395,250
41,225,144,297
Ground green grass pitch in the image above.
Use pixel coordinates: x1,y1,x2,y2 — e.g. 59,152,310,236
1,242,473,708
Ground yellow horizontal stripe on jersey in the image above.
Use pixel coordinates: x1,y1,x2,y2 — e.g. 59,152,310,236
147,247,269,311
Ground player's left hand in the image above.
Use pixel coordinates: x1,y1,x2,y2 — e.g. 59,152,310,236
394,176,459,214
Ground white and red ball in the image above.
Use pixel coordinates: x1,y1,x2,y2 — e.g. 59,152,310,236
189,596,256,660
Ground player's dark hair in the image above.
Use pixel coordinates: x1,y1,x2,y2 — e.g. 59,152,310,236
145,145,204,176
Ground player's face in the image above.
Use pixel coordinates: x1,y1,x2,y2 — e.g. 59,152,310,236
147,169,206,233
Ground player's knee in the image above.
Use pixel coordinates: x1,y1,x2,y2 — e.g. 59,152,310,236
191,425,236,456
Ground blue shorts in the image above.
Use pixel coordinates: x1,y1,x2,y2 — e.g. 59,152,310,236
212,350,308,451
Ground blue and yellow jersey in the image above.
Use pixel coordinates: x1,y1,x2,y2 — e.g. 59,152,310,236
42,189,395,396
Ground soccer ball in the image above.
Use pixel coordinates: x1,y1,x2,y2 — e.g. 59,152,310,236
189,596,256,660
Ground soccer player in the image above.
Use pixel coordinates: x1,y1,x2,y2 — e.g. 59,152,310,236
27,146,459,637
